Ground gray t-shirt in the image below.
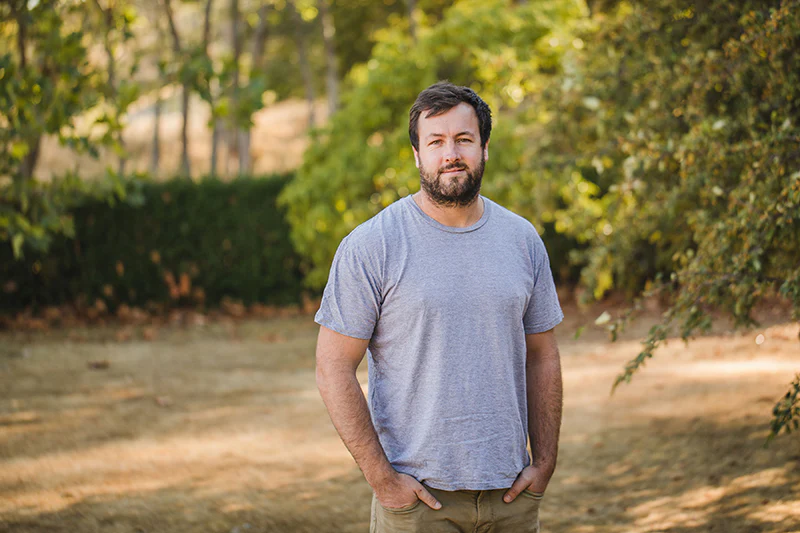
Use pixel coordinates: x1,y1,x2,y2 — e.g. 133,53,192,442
315,194,563,491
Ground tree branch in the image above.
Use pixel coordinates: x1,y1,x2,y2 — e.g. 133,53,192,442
163,0,182,53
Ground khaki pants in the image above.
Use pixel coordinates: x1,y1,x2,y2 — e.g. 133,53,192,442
370,484,542,533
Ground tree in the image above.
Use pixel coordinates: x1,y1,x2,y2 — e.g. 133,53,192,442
201,0,218,178
279,0,800,439
288,0,317,127
240,1,271,175
279,0,579,286
406,0,417,42
162,0,192,176
596,0,800,442
89,0,138,177
0,0,137,258
228,0,244,174
317,0,338,115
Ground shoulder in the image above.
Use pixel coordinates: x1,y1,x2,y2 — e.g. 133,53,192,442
483,197,552,270
342,197,409,248
484,197,543,243
336,196,409,261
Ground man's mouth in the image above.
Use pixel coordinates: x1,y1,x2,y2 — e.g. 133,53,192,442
441,167,466,174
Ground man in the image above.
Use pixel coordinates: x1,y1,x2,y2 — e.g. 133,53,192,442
315,81,564,532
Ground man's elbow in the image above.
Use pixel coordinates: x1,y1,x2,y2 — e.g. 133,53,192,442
525,347,561,370
316,359,330,394
315,356,353,395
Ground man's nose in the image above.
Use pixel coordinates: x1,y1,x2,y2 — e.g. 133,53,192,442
443,143,461,163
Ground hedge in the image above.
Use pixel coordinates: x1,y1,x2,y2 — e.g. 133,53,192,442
1,174,305,314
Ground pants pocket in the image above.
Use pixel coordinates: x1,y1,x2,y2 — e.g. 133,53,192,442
372,494,426,533
379,499,422,514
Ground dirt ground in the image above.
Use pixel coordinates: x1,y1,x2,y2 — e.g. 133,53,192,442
1,306,799,533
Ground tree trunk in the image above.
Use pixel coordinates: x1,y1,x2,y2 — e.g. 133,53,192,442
289,0,315,127
151,93,161,177
238,130,250,175
203,0,213,45
163,0,182,57
15,1,27,70
224,128,232,177
92,0,127,176
406,0,416,43
237,2,270,177
203,0,217,178
211,121,220,178
14,1,42,181
230,0,246,175
318,0,338,116
163,0,191,177
20,137,41,183
252,4,270,70
180,84,191,177
107,42,127,176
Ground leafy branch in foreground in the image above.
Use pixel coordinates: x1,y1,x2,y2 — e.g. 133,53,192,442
596,0,800,443
608,268,799,443
766,375,800,445
609,281,710,394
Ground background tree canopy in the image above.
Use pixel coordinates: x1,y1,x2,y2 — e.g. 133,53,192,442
279,0,800,438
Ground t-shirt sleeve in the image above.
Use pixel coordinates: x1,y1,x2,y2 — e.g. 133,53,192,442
523,233,564,334
314,235,382,340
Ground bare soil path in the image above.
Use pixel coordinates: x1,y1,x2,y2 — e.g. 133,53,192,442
1,308,798,532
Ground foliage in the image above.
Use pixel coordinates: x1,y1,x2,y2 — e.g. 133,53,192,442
578,0,800,437
768,374,800,443
0,0,137,258
264,0,455,102
0,170,142,259
557,0,800,306
0,175,304,314
279,0,584,287
281,0,799,438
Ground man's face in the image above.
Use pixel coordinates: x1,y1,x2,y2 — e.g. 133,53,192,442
413,102,489,207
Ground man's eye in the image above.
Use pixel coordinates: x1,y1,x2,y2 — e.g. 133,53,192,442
429,140,442,146
457,138,472,143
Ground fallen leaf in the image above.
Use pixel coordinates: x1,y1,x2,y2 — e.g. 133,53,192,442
260,333,287,343
155,395,172,407
142,327,158,341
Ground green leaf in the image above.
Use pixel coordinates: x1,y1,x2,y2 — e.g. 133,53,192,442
11,233,24,259
595,311,611,325
9,141,29,160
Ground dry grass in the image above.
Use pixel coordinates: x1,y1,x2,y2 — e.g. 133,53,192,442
1,307,798,532
34,95,327,181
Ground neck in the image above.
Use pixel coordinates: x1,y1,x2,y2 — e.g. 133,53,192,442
412,190,484,228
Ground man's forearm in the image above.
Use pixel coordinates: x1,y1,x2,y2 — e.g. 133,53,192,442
526,345,563,478
317,366,395,488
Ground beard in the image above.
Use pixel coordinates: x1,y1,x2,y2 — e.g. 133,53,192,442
418,154,485,208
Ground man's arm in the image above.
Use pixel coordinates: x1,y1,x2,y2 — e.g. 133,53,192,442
503,328,563,502
315,325,441,510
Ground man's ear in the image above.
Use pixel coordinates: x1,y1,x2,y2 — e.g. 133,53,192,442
412,147,420,169
483,139,490,162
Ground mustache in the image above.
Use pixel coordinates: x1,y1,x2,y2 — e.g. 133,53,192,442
439,164,467,173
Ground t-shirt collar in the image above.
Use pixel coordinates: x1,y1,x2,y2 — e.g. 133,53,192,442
404,194,491,234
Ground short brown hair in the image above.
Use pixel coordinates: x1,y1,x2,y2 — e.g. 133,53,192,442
409,81,492,151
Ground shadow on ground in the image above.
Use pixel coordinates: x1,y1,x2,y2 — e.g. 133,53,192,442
1,315,798,532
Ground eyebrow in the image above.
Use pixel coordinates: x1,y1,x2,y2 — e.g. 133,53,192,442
425,131,476,140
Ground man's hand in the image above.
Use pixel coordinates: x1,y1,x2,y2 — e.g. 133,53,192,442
374,472,442,510
503,464,552,503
